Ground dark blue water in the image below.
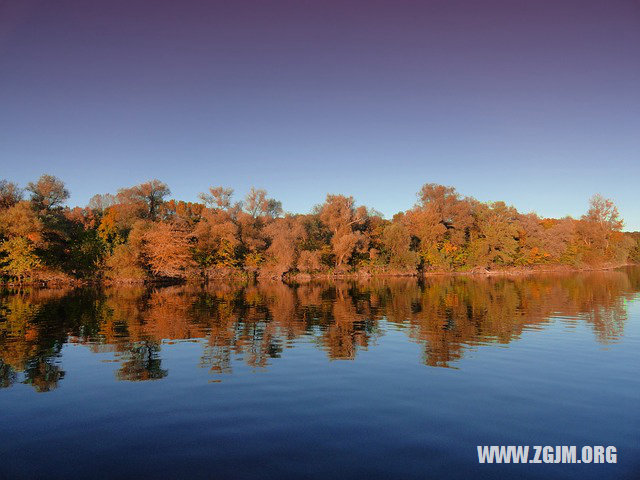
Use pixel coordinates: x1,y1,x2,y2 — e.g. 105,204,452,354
1,269,639,479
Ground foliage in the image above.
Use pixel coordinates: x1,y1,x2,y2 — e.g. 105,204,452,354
0,237,41,280
0,175,636,283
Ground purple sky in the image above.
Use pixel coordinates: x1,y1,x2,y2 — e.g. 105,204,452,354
1,0,639,229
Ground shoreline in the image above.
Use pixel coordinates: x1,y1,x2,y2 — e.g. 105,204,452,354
284,263,635,282
1,263,636,288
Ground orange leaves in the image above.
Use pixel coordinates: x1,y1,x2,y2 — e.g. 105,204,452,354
97,207,121,244
0,175,635,281
443,242,459,255
141,222,195,279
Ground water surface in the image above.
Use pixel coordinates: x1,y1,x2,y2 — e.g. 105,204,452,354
1,268,639,479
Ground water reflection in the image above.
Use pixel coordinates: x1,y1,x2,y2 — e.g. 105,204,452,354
1,268,638,391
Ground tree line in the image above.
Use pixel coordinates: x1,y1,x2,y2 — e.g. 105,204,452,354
0,175,638,283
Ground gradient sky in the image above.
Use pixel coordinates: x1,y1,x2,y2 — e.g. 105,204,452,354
1,0,638,229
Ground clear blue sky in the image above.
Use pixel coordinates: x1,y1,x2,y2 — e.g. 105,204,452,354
1,0,638,230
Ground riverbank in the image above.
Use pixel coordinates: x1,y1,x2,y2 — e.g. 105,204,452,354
2,263,636,288
285,263,635,282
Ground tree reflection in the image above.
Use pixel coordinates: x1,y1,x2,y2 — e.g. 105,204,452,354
0,267,638,390
0,288,70,391
116,340,167,382
0,359,17,388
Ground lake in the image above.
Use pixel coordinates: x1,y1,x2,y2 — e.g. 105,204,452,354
1,268,639,479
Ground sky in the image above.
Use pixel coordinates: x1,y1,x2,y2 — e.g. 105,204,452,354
0,0,638,230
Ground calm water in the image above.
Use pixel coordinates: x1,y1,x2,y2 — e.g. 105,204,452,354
1,269,639,479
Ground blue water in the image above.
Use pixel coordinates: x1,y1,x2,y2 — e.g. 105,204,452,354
1,269,639,479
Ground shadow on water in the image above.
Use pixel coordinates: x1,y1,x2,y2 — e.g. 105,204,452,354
1,267,639,391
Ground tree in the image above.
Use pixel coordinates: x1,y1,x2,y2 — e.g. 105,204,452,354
0,237,41,281
408,183,474,270
104,243,146,281
244,187,282,219
0,180,22,209
318,194,369,269
117,180,170,220
0,201,44,243
0,200,47,280
261,216,306,277
515,213,550,266
382,222,419,271
87,193,117,213
192,208,240,275
468,202,520,268
583,194,623,232
297,250,323,273
142,222,195,279
27,174,69,211
199,186,234,210
578,195,630,264
161,200,204,227
318,194,359,234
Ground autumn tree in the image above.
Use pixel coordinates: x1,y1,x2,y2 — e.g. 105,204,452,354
193,209,240,276
297,250,323,273
244,187,283,219
584,194,624,233
261,215,306,278
0,180,22,209
577,195,630,264
141,221,196,279
24,175,95,277
162,200,204,227
467,201,520,269
628,233,640,264
192,186,241,277
382,221,419,272
117,180,170,221
236,188,282,272
199,186,234,210
88,193,117,213
0,201,45,281
408,183,473,270
296,214,333,272
27,174,69,211
0,201,43,243
94,181,172,258
104,242,146,281
318,194,369,270
514,213,551,266
0,237,41,281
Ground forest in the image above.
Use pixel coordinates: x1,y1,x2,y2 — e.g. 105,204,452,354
0,175,638,284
